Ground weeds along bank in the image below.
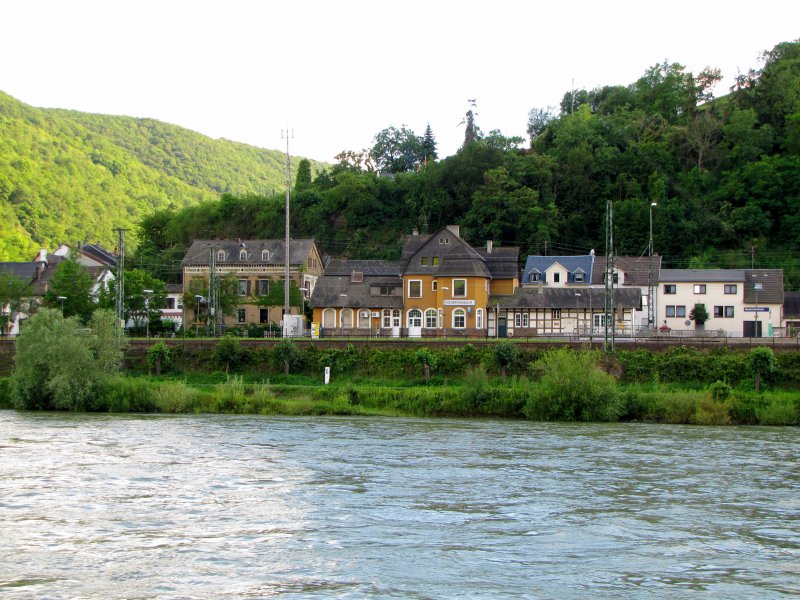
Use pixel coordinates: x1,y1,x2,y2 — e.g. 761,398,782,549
1,329,798,425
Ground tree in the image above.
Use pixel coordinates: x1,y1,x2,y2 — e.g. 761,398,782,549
295,159,312,191
492,340,519,378
527,107,556,141
415,348,438,383
123,269,167,330
147,341,171,375
44,257,94,323
747,346,777,392
369,126,425,173
461,99,480,147
689,304,709,329
422,124,438,161
10,308,124,410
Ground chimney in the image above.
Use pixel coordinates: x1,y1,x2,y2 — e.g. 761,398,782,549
446,224,460,238
34,264,42,280
486,240,493,254
35,249,48,263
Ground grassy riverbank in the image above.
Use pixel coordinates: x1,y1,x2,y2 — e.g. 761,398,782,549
1,372,797,426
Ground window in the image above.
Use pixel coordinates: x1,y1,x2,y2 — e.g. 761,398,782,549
238,279,248,296
260,308,269,324
408,309,422,328
714,306,723,318
554,273,560,283
341,309,354,328
165,297,175,309
239,249,247,261
515,313,521,327
453,279,466,297
408,280,422,298
425,309,437,328
237,309,246,323
257,279,269,296
574,272,584,282
351,271,363,283
392,309,400,327
261,249,270,261
552,309,561,320
694,284,707,294
724,284,737,295
323,308,336,328
452,308,466,328
432,281,438,292
432,257,440,266
379,286,393,296
522,313,529,327
382,309,392,328
357,310,371,329
667,305,687,318
725,306,735,318
594,314,606,328
664,284,676,294
528,270,541,282
420,257,428,266
439,237,449,245
476,309,483,329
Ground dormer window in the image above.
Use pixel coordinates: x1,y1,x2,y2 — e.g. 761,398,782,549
573,268,585,283
261,249,270,261
239,249,247,261
217,250,225,262
421,257,428,266
553,273,560,283
528,269,541,282
574,273,584,282
351,271,364,283
439,237,449,245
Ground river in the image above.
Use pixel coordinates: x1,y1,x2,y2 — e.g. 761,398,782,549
0,413,798,598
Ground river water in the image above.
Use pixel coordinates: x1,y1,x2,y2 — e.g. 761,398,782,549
0,413,798,599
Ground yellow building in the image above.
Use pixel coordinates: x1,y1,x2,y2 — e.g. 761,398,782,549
311,226,519,337
181,239,323,329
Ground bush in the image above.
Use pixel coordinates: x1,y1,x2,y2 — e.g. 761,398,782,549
153,380,201,413
492,341,520,378
756,395,799,425
96,376,157,412
213,336,251,372
747,347,778,391
524,348,622,421
147,341,172,375
272,339,304,375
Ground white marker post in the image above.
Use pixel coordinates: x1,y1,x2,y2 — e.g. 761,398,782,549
324,366,330,385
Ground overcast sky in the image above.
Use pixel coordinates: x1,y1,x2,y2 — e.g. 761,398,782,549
2,0,798,163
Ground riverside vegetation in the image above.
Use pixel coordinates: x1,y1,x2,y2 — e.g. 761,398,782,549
1,309,798,426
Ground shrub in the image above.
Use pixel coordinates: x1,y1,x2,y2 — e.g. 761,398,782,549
153,380,201,413
756,395,799,425
213,375,248,412
524,348,622,421
415,348,438,383
213,336,251,372
692,396,731,425
272,339,304,375
147,341,172,375
492,341,520,378
708,381,733,402
747,347,778,391
96,376,157,412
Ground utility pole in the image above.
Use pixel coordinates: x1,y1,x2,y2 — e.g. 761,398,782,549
604,200,615,353
648,202,657,330
113,227,128,340
282,128,293,336
208,244,219,337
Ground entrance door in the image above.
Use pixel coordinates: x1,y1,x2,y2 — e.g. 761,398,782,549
743,320,763,338
498,316,507,338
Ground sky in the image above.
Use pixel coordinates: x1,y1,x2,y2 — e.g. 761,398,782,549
2,0,799,163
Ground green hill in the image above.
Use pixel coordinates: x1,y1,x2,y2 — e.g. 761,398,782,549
0,91,325,260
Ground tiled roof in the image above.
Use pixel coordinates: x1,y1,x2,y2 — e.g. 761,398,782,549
309,274,404,309
478,247,519,279
81,243,118,268
523,255,595,284
659,269,745,283
784,291,800,319
181,239,317,266
743,269,783,304
322,259,405,277
592,255,663,286
490,286,641,309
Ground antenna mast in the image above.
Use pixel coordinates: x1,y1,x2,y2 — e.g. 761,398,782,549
282,128,293,336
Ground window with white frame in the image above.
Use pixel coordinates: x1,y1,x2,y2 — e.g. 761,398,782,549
408,280,422,298
261,249,270,261
408,309,422,327
452,308,466,328
392,309,401,327
666,305,686,318
725,306,734,318
257,279,269,296
239,249,247,261
476,308,483,329
238,279,248,296
693,284,707,294
664,284,676,294
341,308,354,328
452,279,466,297
515,313,521,327
382,309,392,328
724,284,737,294
522,313,529,327
237,308,246,323
425,309,437,328
552,309,561,319
322,308,336,328
217,250,225,262
594,314,605,328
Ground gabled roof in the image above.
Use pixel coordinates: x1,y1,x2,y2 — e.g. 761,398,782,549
322,259,405,277
743,269,783,304
0,256,65,296
523,255,594,284
659,268,745,283
80,243,118,268
477,247,519,279
592,255,663,286
181,239,318,266
491,286,641,309
403,226,490,277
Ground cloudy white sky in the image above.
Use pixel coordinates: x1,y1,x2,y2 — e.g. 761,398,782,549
2,0,798,163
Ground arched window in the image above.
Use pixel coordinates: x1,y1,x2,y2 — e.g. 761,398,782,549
424,309,437,328
322,308,336,328
341,308,354,328
217,250,225,262
476,309,484,330
408,309,422,328
382,309,393,328
239,249,247,261
452,308,466,329
261,249,270,261
357,309,371,329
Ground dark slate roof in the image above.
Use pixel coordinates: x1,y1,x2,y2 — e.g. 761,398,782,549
784,291,800,319
322,259,405,277
0,257,65,296
181,239,317,266
523,255,595,284
80,243,118,268
592,255,663,286
659,268,745,283
400,234,433,260
478,247,519,279
403,227,491,277
743,269,784,304
309,275,404,309
490,287,641,310
434,251,491,278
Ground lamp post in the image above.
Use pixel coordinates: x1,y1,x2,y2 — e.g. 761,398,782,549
299,286,308,336
195,295,204,337
143,289,153,339
648,202,657,330
57,296,67,317
753,277,765,338
574,292,582,335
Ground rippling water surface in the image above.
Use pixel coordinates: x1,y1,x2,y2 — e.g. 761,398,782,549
0,412,798,598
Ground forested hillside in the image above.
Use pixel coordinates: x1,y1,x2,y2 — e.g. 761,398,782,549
137,40,800,288
0,92,325,260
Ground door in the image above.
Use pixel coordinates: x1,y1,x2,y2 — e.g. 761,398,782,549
498,316,507,338
743,320,762,338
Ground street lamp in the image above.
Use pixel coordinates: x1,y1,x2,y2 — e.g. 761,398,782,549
143,290,153,339
753,276,766,338
574,292,582,335
195,295,204,337
648,202,657,329
57,296,67,317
